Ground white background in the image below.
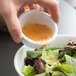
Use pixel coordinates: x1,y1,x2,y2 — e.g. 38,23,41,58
58,0,76,35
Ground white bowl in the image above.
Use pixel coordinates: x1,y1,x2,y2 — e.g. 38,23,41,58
14,35,76,76
19,10,58,48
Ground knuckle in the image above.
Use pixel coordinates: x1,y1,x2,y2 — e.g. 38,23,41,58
1,4,14,18
8,26,18,33
8,26,21,43
2,9,11,18
53,1,58,8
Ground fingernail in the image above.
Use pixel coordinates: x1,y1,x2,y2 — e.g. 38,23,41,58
15,34,22,43
11,31,22,43
57,21,59,25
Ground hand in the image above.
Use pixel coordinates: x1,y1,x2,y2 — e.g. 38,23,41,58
0,0,60,43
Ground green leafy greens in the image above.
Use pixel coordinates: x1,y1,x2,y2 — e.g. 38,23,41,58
64,55,76,76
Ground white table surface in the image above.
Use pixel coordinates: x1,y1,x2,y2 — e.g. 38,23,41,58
58,0,76,35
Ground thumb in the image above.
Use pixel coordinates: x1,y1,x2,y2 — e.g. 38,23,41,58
28,4,41,10
3,12,22,43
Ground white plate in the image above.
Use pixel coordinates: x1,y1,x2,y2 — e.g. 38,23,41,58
14,35,76,76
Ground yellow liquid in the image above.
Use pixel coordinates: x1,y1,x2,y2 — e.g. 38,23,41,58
22,24,53,41
24,5,30,11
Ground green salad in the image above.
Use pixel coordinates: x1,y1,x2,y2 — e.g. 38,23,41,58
21,41,76,76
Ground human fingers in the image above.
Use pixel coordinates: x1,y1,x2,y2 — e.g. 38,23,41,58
3,10,22,43
38,0,60,24
28,4,41,10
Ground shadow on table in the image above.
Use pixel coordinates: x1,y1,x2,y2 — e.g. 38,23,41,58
0,32,23,76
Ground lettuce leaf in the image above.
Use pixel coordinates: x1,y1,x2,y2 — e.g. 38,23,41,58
52,71,65,76
41,49,59,65
57,62,73,74
27,51,42,59
35,72,50,76
21,65,35,76
65,55,76,76
46,47,63,51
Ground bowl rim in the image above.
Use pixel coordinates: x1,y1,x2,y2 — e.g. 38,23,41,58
14,34,76,76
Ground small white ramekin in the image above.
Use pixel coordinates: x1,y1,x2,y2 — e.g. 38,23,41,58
19,10,58,48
